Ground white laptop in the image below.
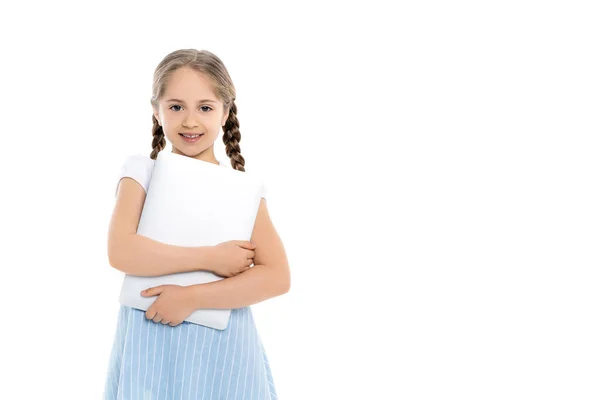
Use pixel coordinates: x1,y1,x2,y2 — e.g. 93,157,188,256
118,151,264,330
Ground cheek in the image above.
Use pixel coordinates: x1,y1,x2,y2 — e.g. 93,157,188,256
162,118,180,132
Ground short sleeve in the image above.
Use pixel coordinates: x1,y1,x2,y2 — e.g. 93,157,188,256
260,181,268,202
115,154,154,197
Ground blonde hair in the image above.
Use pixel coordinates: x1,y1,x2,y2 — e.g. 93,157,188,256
149,49,246,171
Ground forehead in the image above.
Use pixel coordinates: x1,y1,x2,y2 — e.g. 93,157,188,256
163,67,219,102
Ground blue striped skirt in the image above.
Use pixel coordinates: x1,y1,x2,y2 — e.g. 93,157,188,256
104,304,278,400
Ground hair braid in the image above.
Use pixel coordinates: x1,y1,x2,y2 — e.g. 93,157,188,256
150,115,166,160
222,100,246,172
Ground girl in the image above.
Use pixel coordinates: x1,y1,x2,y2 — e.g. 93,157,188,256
104,49,290,400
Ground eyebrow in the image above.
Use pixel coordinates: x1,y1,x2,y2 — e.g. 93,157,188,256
165,98,218,104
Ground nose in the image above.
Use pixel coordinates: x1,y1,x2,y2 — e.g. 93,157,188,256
183,111,199,128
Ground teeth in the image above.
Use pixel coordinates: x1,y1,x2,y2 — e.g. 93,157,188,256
182,134,200,138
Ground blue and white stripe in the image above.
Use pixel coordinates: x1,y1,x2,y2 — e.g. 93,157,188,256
104,305,278,399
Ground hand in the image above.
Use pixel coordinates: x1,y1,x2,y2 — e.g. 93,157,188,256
141,285,195,327
210,240,256,278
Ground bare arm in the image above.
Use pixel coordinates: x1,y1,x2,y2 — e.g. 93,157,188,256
108,234,214,277
186,263,289,309
186,198,291,309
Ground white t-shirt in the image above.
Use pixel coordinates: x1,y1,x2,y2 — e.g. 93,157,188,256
115,153,267,200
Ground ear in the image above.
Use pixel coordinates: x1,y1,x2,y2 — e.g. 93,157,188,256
152,107,161,126
221,109,229,127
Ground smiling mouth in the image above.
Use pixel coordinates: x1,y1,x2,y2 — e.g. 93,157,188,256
179,133,204,143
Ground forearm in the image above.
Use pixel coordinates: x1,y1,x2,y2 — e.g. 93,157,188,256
108,233,214,277
186,264,290,309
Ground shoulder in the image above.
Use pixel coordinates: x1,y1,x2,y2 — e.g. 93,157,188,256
121,153,155,177
115,153,155,196
126,153,155,168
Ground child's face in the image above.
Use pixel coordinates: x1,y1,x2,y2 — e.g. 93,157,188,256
153,67,229,160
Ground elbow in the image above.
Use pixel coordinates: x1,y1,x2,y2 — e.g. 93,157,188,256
279,266,291,294
265,263,290,295
108,252,127,274
107,240,131,274
109,254,139,276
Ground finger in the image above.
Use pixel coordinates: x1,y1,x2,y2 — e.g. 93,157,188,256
152,313,163,323
142,285,163,297
246,250,255,259
161,319,171,325
246,258,253,267
237,241,256,250
145,309,157,320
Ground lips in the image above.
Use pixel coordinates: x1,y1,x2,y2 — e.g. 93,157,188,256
180,132,204,143
180,133,204,137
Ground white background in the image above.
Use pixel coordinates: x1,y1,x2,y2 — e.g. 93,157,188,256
1,1,599,399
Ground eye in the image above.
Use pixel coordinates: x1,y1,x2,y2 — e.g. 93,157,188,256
169,105,212,112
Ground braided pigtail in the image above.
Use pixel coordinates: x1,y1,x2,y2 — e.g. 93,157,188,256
222,100,245,172
150,114,167,160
